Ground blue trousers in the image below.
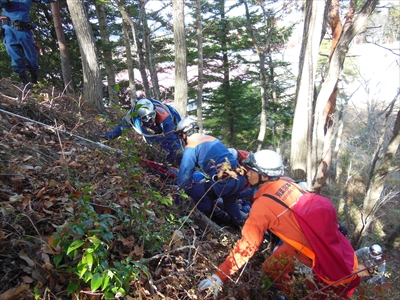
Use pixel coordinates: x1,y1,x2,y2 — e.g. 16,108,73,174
186,175,246,226
3,25,38,75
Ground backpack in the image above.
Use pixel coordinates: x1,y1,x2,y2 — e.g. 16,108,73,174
148,98,181,126
263,192,358,286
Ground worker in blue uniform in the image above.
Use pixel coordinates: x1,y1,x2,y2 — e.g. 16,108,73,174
0,0,56,86
174,117,246,227
103,98,183,165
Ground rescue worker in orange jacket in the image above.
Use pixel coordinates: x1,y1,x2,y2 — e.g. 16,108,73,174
198,149,360,299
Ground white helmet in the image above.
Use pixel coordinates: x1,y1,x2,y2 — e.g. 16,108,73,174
174,117,199,138
369,244,382,258
228,148,238,160
136,99,156,123
242,150,284,177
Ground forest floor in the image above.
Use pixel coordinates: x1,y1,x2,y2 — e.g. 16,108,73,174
0,79,399,300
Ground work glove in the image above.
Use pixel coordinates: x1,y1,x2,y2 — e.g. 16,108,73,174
198,274,222,297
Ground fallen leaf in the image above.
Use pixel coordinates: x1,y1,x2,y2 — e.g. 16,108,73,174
9,194,24,202
22,196,32,211
0,204,14,215
382,282,393,289
170,230,184,247
22,155,33,161
42,263,53,270
0,284,29,300
21,276,34,283
68,161,81,168
35,187,46,199
19,250,35,267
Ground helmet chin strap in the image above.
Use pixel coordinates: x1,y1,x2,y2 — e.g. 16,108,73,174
251,174,278,188
182,134,188,145
250,174,268,188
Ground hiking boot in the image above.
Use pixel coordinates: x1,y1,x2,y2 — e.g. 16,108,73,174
19,72,30,87
30,70,38,84
209,209,231,226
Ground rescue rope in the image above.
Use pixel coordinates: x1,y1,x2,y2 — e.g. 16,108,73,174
0,107,122,153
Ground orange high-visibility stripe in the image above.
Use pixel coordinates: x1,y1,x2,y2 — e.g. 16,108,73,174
186,135,216,148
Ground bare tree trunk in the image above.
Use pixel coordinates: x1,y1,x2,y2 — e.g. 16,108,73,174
290,0,329,183
140,0,160,100
116,0,151,99
196,0,204,132
351,93,400,248
256,53,268,151
51,2,74,96
313,0,344,194
95,2,118,106
122,20,137,105
172,0,188,117
312,0,378,190
66,0,103,112
133,27,151,99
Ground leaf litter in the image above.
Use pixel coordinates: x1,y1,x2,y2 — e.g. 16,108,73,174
0,79,272,300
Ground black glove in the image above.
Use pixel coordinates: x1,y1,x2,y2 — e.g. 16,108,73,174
0,27,4,40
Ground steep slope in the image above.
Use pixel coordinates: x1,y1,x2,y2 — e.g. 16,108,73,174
0,80,268,300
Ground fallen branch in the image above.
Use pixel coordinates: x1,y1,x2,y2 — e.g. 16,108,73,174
0,92,18,101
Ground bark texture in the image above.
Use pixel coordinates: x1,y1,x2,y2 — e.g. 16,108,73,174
290,0,329,182
66,0,103,112
51,2,74,95
95,3,118,106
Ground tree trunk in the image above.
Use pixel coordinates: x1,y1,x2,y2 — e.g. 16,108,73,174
66,0,103,112
95,2,118,106
51,2,74,96
122,20,137,105
219,0,234,145
256,53,268,151
312,0,378,189
243,0,275,151
313,0,343,194
351,94,400,248
140,0,161,101
116,0,151,99
333,99,348,182
196,0,204,131
290,0,329,183
172,0,188,118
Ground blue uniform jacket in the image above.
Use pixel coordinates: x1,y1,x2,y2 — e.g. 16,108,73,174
106,105,182,164
177,134,239,190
